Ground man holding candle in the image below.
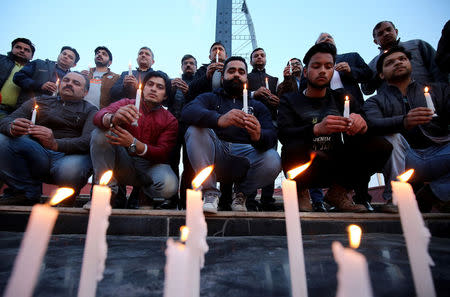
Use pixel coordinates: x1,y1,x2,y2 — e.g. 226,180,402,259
362,21,447,95
364,46,450,212
181,56,281,213
13,46,79,107
277,58,303,97
278,43,392,212
246,47,280,211
90,70,178,208
110,47,155,101
81,46,119,109
0,72,96,205
0,38,35,119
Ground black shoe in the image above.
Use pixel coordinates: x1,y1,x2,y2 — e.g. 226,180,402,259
358,201,374,212
353,192,374,212
246,199,260,211
0,194,40,206
312,201,327,212
157,199,177,210
126,187,140,209
260,201,282,211
416,184,435,213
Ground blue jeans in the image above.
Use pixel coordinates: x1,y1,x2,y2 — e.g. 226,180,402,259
0,134,92,200
406,142,450,201
184,126,281,196
90,129,178,199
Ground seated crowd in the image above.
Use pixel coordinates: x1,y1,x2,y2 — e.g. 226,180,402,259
0,20,448,213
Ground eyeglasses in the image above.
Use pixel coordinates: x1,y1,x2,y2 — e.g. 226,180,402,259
290,62,302,66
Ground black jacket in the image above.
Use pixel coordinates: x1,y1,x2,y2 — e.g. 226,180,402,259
110,68,153,101
247,68,278,120
0,53,16,90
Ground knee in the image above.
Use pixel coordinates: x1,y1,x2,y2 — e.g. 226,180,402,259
90,128,110,148
185,126,209,143
149,166,178,199
262,149,282,178
53,156,92,187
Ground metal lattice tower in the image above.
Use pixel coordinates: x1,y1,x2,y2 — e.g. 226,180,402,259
215,0,258,59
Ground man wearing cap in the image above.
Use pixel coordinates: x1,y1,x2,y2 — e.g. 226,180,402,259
81,46,119,109
0,38,35,118
13,46,79,106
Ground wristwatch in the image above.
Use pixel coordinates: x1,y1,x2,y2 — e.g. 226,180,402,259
128,138,137,154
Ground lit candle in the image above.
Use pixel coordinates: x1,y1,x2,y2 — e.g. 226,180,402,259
52,78,60,97
163,226,190,297
77,171,113,297
4,188,74,297
243,83,248,113
289,60,293,75
424,87,437,117
31,104,38,125
343,95,350,118
215,50,219,63
132,84,142,127
265,77,269,89
282,154,315,297
128,60,132,76
186,166,213,297
332,224,373,297
392,169,436,297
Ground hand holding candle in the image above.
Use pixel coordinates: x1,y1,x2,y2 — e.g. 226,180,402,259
132,84,142,127
333,224,373,297
4,187,74,297
392,169,436,297
343,96,350,118
424,87,437,117
52,78,60,97
243,83,248,113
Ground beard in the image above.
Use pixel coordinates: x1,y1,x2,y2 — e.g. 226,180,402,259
10,52,28,64
222,77,244,97
95,60,109,67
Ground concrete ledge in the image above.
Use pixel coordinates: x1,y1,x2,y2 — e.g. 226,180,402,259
1,206,449,237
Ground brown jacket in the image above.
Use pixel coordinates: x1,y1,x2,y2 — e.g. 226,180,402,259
87,68,120,108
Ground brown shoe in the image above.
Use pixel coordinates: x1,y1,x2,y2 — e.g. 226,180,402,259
324,184,367,213
297,188,313,212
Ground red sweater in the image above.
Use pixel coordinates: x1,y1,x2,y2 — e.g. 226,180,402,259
93,98,178,163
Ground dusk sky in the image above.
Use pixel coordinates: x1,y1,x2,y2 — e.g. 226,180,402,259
1,0,449,80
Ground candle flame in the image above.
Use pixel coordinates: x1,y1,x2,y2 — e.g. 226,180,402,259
345,95,349,101
138,83,142,90
192,165,214,190
49,187,74,206
424,86,429,93
348,224,362,249
244,83,247,90
56,78,60,85
265,77,268,82
180,226,189,242
397,169,414,182
287,153,316,180
34,104,39,110
128,60,131,66
99,170,113,185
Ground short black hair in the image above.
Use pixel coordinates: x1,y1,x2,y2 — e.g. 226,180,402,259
303,43,336,67
11,38,35,55
139,46,154,59
142,70,171,97
71,71,90,91
376,46,412,74
181,54,197,66
95,46,112,61
210,42,226,54
373,21,396,38
287,58,302,66
223,56,248,75
61,46,80,63
250,47,265,60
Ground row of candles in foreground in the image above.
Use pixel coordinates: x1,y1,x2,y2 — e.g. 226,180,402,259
3,162,436,297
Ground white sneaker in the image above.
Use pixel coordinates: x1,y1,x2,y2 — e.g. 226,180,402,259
231,192,247,212
203,192,219,214
82,200,91,210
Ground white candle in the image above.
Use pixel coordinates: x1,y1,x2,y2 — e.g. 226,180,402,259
332,239,373,297
132,84,142,127
128,60,132,76
281,157,315,297
343,95,350,118
4,188,74,297
265,77,269,89
243,83,248,113
31,104,38,125
78,171,113,297
392,169,436,297
163,238,190,297
185,166,213,297
215,50,219,63
289,60,293,75
424,87,437,117
52,78,60,97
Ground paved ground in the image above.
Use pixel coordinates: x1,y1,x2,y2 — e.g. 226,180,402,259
0,232,449,297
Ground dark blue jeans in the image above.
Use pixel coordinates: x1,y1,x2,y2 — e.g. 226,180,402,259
0,134,92,200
